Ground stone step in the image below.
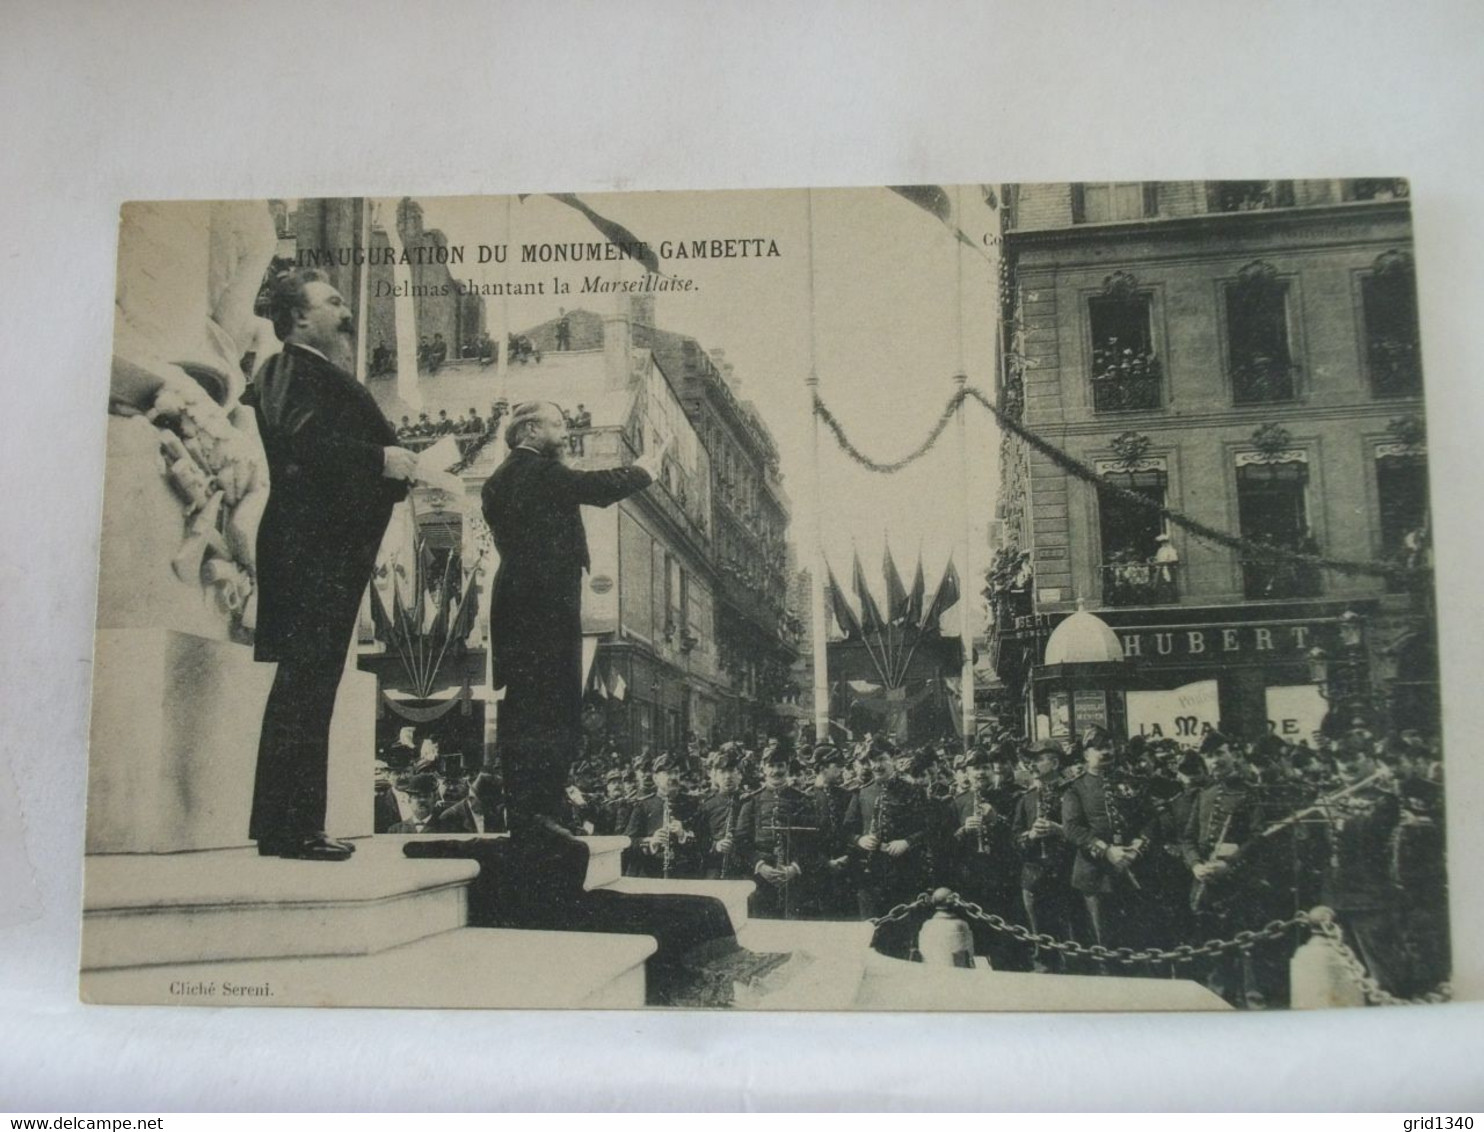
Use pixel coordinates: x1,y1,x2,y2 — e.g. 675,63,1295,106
81,926,656,1009
852,950,1233,1011
599,876,756,933
581,835,628,889
372,832,628,890
82,839,478,971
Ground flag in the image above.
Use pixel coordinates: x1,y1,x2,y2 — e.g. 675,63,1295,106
888,185,952,223
882,544,909,624
919,558,961,632
887,184,979,252
611,672,628,701
906,554,926,626
368,574,396,643
591,666,608,699
853,551,885,635
825,564,861,640
448,569,482,647
547,193,662,274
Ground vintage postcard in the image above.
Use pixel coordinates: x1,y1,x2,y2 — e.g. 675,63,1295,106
81,181,1450,1011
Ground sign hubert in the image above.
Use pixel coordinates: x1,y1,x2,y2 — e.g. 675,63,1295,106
1118,622,1316,662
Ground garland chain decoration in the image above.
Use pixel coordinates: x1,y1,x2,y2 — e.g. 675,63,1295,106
811,382,1427,581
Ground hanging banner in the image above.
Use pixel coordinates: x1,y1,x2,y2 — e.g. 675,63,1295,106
1125,679,1220,746
1265,683,1328,741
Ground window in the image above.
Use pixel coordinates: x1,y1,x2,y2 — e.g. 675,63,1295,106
1206,181,1295,212
1072,182,1157,223
1097,468,1177,606
1376,453,1429,591
1089,278,1161,412
1236,459,1320,598
1363,251,1422,398
1226,262,1297,404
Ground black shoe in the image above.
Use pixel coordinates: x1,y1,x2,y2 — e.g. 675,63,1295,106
258,834,353,861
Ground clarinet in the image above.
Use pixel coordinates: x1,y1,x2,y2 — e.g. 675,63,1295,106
976,791,995,855
661,795,675,880
718,793,737,880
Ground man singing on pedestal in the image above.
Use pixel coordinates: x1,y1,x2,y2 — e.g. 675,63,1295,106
245,269,416,861
482,402,667,861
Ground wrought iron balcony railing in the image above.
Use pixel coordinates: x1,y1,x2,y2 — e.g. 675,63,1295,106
1100,561,1179,607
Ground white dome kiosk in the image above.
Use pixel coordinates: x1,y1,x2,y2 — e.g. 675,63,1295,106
1034,601,1130,741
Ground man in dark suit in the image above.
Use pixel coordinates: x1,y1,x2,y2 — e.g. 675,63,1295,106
481,401,666,838
244,269,416,861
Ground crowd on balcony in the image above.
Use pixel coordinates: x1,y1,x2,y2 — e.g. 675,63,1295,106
395,406,497,441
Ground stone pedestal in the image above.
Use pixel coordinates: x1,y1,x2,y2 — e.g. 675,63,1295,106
86,628,375,853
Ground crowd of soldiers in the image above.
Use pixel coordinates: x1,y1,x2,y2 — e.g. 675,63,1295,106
374,723,1448,1009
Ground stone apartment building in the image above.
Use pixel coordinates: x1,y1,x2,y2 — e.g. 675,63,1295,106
987,179,1435,743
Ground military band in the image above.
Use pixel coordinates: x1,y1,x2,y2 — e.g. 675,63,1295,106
375,719,1447,1006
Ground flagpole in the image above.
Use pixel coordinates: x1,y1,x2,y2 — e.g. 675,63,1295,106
954,183,977,750
355,197,372,383
806,189,831,746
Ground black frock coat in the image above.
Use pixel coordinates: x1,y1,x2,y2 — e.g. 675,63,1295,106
245,344,407,666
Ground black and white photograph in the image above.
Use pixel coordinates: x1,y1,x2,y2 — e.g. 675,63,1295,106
80,181,1451,1013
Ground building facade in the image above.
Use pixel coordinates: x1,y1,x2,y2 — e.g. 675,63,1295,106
988,179,1435,744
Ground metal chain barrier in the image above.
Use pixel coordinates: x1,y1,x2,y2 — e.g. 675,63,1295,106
1305,910,1453,1006
871,893,1452,1004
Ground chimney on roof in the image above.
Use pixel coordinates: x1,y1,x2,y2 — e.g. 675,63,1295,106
629,295,655,330
603,293,634,391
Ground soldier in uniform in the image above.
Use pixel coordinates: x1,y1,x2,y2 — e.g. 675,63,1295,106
949,746,1029,969
699,748,748,880
842,742,931,918
1179,732,1274,1007
595,769,632,836
736,748,821,920
1061,726,1163,954
1318,737,1417,996
622,753,704,879
807,744,858,919
1012,739,1079,972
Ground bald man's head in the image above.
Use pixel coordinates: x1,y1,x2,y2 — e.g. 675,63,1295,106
505,400,568,455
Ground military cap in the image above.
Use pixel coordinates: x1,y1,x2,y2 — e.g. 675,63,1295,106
812,744,845,766
761,745,791,767
1081,725,1112,751
651,753,681,774
710,748,742,772
603,768,626,784
1026,738,1063,757
963,746,992,768
1176,750,1207,777
1199,730,1232,754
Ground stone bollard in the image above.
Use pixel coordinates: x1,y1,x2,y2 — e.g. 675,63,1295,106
917,888,978,969
1290,907,1364,1009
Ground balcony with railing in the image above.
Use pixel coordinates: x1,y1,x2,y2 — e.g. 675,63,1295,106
1240,555,1322,600
1090,346,1162,412
1231,356,1298,405
1100,561,1180,607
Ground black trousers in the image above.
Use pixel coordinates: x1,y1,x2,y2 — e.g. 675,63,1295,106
495,675,579,824
249,660,345,845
